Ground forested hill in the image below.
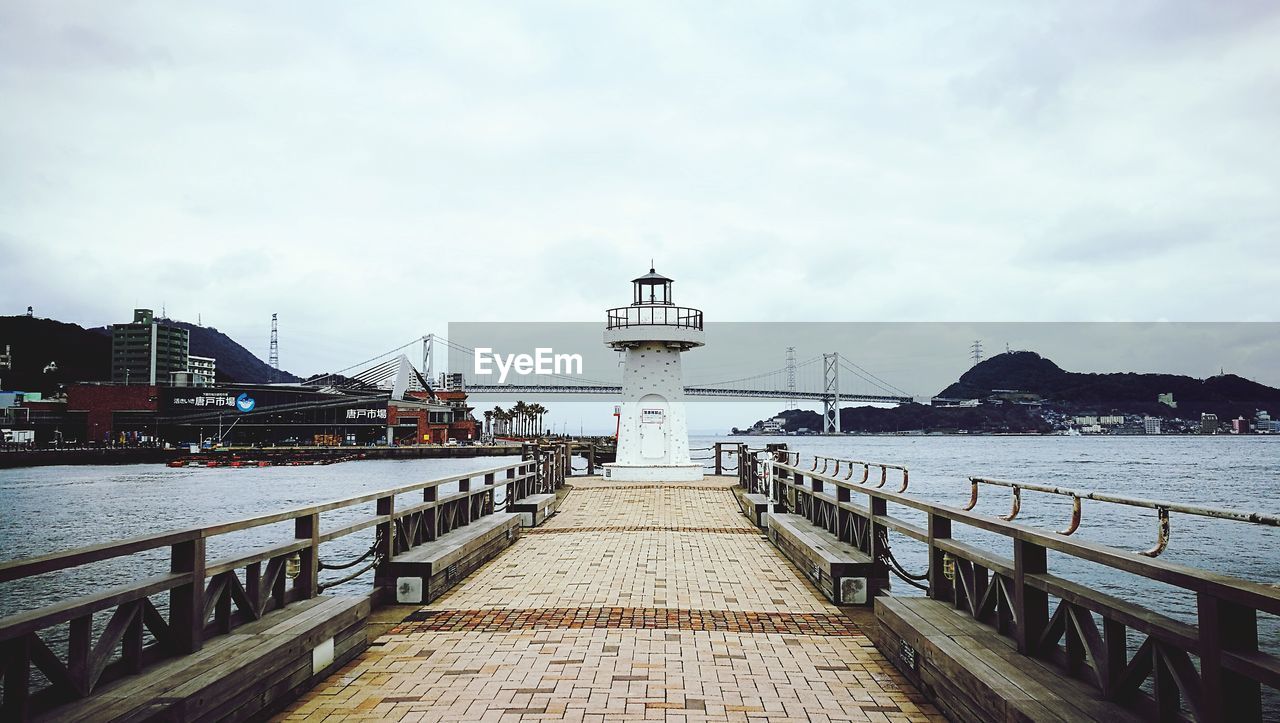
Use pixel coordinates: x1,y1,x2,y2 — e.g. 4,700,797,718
0,316,110,391
1,314,300,391
147,320,302,384
939,351,1280,418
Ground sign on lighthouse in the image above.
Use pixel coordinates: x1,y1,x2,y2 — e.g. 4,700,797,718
602,267,704,482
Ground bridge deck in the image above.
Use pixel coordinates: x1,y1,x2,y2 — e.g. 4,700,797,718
276,477,941,722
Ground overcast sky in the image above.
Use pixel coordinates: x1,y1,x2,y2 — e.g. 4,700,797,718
3,2,1278,429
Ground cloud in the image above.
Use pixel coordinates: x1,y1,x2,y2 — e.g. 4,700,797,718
2,0,1278,409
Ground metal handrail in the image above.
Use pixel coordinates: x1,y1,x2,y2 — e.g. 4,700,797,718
965,476,1280,556
605,305,704,330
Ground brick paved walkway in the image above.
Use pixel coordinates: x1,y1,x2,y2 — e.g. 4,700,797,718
276,477,941,722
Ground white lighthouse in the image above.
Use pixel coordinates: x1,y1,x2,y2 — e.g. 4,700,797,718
602,267,704,482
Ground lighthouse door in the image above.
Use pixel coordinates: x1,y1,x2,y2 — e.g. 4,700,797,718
638,397,667,460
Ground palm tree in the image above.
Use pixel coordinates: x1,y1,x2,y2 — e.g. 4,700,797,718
512,402,528,438
491,406,505,436
530,404,546,437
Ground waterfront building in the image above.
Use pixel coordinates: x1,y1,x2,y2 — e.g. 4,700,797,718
1200,413,1219,434
1255,410,1276,433
1099,415,1124,426
187,355,217,384
60,381,479,447
1232,417,1250,434
1143,417,1161,435
762,417,786,434
603,267,703,482
110,309,189,385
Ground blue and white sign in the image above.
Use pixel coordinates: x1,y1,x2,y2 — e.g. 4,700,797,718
235,393,256,412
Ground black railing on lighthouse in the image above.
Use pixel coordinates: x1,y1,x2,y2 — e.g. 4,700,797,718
605,306,703,330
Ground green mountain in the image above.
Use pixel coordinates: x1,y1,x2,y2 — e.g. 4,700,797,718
938,351,1279,418
0,314,299,392
749,403,1050,435
741,351,1279,434
0,316,111,392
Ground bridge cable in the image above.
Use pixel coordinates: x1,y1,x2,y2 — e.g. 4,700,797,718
838,358,911,397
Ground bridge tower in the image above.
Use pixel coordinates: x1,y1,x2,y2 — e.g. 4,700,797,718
823,353,841,433
603,267,705,482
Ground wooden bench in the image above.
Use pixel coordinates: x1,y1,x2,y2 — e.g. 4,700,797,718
379,513,521,605
510,493,557,527
737,490,770,528
37,595,369,723
766,513,885,605
872,596,1141,723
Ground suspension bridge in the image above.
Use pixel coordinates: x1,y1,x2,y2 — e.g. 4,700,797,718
305,334,916,433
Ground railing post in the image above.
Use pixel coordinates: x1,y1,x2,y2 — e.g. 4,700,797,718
772,462,787,513
928,513,953,603
869,497,887,562
714,442,722,476
809,474,822,525
504,467,516,511
169,536,206,654
484,473,496,515
424,485,438,540
588,445,596,475
2,635,31,719
376,494,395,559
294,512,319,600
836,484,851,545
372,494,397,603
458,478,471,524
1198,594,1261,721
1013,537,1048,656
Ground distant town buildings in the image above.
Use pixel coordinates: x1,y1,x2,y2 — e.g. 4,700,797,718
111,309,189,385
762,417,786,434
185,355,217,385
1257,411,1277,433
1232,417,1250,434
1200,413,1219,434
1143,417,1161,435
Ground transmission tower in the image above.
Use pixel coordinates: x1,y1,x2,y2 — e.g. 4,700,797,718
269,313,280,381
822,353,840,434
970,339,983,366
785,347,797,410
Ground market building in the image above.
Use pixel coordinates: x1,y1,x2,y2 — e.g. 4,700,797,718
41,381,481,448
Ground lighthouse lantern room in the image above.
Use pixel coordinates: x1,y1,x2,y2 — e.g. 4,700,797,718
602,267,705,482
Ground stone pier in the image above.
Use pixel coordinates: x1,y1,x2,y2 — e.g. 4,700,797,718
276,477,941,722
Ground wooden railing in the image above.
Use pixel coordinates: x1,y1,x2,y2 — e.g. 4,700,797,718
0,454,559,718
739,447,1279,722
